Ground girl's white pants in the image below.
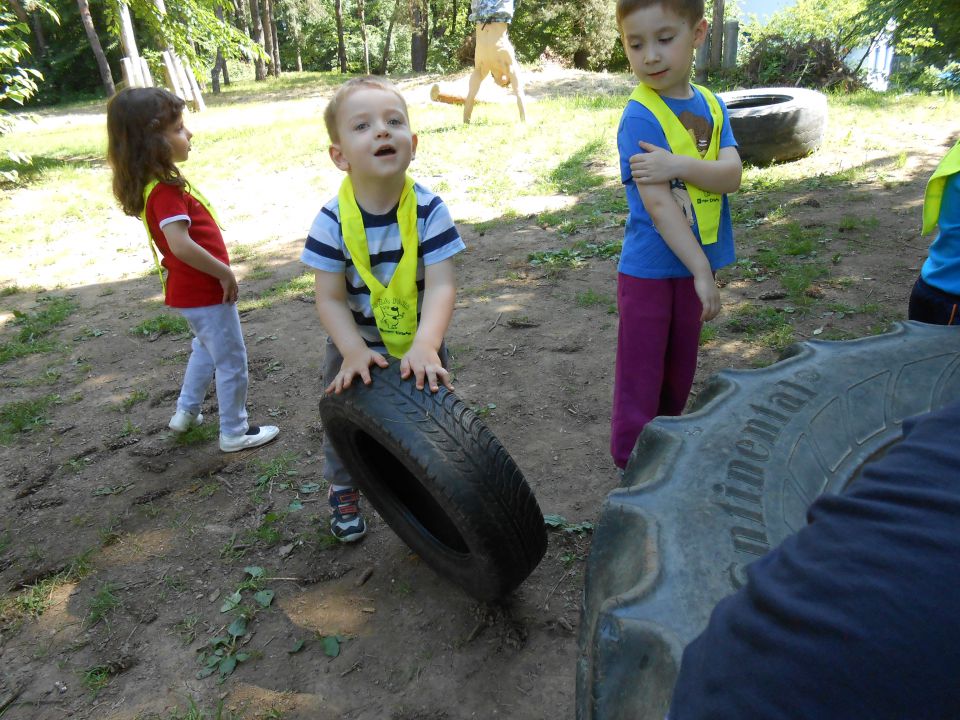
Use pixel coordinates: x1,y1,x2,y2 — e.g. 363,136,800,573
176,302,249,437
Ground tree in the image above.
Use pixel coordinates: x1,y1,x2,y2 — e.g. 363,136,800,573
377,0,401,74
510,0,616,69
409,0,427,71
8,0,47,56
211,2,230,91
333,0,346,71
856,0,958,69
1,0,58,179
120,0,265,84
1,2,58,118
76,0,114,96
248,0,268,78
357,0,369,74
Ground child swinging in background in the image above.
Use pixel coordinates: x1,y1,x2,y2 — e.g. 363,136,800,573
106,87,279,453
909,136,960,325
611,0,742,470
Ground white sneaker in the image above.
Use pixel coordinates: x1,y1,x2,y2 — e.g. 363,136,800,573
169,409,203,433
219,424,280,453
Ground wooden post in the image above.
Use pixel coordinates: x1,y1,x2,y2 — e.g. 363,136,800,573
152,0,205,110
171,53,195,103
722,20,738,69
182,57,207,111
139,56,154,86
695,29,709,83
709,0,724,71
117,2,144,87
161,50,185,98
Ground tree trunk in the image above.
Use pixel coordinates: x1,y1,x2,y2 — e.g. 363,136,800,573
430,0,445,38
76,0,115,96
212,4,227,92
377,0,401,75
334,0,347,72
260,0,275,76
358,0,370,74
270,0,280,74
9,0,47,57
709,0,724,71
232,0,249,36
410,0,428,72
292,22,303,71
248,0,267,80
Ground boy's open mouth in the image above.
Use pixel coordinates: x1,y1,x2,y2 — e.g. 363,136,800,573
374,146,396,157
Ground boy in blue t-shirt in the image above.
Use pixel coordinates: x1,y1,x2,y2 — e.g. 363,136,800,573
301,77,466,542
908,137,960,324
611,0,742,469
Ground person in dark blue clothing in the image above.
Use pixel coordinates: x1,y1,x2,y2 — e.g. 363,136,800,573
668,400,960,720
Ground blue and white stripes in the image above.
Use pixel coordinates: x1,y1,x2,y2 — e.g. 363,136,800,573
301,183,465,349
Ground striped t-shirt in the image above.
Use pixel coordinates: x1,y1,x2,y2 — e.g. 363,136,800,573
301,182,466,350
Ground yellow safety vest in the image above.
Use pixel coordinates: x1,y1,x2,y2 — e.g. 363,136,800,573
629,82,724,245
338,175,420,359
922,138,960,236
140,179,222,293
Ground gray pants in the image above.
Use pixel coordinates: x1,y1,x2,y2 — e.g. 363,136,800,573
322,337,448,488
177,303,249,436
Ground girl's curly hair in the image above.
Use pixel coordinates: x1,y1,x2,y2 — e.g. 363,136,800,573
107,87,186,217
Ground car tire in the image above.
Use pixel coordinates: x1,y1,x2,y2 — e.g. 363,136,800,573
319,360,547,602
718,87,828,165
577,321,960,720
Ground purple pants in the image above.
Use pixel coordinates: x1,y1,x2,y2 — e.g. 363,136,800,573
610,274,703,468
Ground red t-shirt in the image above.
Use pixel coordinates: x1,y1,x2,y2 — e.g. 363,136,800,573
144,182,230,308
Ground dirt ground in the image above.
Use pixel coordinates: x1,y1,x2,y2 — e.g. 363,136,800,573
0,69,954,719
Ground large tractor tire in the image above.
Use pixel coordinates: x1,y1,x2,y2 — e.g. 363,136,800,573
718,87,828,166
577,322,960,720
319,360,547,603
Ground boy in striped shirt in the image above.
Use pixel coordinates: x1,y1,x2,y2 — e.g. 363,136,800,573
301,77,466,542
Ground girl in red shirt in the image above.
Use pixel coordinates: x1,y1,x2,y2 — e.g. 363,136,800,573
106,87,278,453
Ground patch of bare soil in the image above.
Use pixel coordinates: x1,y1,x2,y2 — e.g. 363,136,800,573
0,69,952,719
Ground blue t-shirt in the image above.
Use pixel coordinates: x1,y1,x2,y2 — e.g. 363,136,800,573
617,86,737,279
668,400,960,720
921,170,960,295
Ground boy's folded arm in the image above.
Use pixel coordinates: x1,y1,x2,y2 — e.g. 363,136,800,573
679,146,742,194
633,143,742,195
638,181,720,321
637,183,711,273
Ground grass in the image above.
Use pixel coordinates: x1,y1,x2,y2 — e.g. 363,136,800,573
81,664,112,697
130,314,190,337
0,296,76,364
119,389,149,411
0,393,58,443
726,305,796,351
535,137,612,195
238,272,314,312
575,289,617,314
0,551,94,624
87,583,121,626
175,422,219,446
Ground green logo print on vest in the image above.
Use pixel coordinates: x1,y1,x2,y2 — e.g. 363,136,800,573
923,138,960,236
338,175,420,359
140,179,223,293
629,82,724,245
